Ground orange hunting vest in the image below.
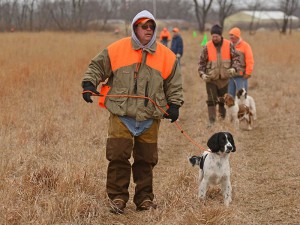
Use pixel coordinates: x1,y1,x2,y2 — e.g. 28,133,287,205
99,37,177,121
206,39,231,80
107,38,175,80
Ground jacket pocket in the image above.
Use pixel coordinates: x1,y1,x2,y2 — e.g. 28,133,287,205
206,62,219,80
220,63,231,79
153,93,167,118
106,88,128,115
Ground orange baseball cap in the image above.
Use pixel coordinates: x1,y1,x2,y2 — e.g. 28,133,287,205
172,27,179,32
134,18,153,26
229,27,241,38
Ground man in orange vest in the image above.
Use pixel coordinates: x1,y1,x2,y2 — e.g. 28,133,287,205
228,27,254,97
198,24,240,125
159,27,171,46
81,10,183,214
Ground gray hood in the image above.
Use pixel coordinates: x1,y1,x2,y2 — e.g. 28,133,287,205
131,10,157,50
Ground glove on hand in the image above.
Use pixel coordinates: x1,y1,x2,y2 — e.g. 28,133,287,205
227,68,236,76
201,73,210,82
82,81,99,103
163,104,180,123
176,53,181,58
243,74,251,79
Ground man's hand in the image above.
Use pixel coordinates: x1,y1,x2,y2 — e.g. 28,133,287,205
163,104,180,123
201,73,210,81
227,68,236,76
243,74,251,79
82,81,99,103
199,72,210,82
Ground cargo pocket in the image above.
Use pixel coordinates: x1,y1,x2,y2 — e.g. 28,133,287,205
153,93,167,118
206,63,218,81
221,63,231,79
106,88,128,115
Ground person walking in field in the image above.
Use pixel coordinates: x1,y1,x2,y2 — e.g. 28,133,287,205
228,27,254,97
159,27,171,47
170,27,183,65
81,10,183,214
198,24,240,126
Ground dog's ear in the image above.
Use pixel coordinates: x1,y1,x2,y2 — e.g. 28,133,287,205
207,133,220,152
189,156,200,166
237,89,242,99
226,132,236,152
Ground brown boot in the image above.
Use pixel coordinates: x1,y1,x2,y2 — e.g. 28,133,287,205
136,200,157,211
218,103,226,119
109,199,126,214
207,106,216,124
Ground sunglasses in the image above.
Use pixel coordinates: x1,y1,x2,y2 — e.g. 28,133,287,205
139,24,155,31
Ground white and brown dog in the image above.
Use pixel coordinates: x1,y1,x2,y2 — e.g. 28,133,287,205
236,88,257,120
223,93,253,130
189,132,236,206
223,93,239,129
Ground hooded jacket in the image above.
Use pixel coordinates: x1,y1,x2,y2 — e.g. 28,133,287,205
82,10,183,121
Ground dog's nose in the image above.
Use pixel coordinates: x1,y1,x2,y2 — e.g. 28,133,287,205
227,146,233,150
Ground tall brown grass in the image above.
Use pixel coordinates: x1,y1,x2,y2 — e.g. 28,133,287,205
1,30,300,224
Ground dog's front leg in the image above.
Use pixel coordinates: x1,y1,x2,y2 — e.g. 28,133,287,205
222,178,232,206
198,179,208,200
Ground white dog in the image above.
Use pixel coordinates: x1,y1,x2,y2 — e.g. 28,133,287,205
189,132,236,206
237,88,257,120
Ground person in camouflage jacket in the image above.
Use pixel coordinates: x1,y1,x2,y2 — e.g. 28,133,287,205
198,24,240,125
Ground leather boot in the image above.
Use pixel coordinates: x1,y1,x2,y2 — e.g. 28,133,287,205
207,106,216,124
218,103,226,119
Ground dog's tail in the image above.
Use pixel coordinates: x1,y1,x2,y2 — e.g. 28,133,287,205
189,156,201,167
189,154,208,170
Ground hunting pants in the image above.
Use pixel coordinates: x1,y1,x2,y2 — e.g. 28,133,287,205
106,114,159,207
206,82,228,121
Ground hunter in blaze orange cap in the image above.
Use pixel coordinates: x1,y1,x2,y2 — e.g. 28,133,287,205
172,27,179,33
134,18,153,26
228,26,254,100
229,27,241,38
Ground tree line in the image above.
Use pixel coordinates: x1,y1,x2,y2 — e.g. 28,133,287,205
0,0,298,34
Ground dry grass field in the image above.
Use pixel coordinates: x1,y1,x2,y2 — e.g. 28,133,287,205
0,30,299,225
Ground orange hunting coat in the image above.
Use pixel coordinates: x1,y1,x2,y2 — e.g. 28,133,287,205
82,37,184,121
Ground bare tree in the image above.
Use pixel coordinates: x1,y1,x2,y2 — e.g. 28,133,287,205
0,0,14,31
29,0,36,31
193,0,214,33
245,0,262,35
49,0,70,31
217,0,234,28
0,0,196,32
101,0,119,30
281,0,299,34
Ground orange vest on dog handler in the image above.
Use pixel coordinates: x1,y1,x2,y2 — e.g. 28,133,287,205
207,39,231,62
